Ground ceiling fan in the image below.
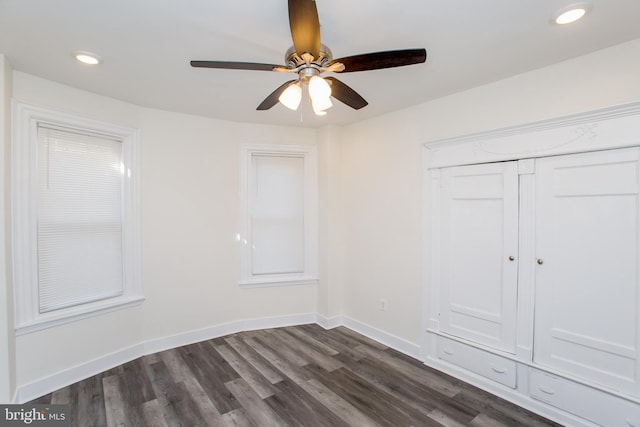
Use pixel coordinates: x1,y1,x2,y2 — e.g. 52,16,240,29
190,0,427,116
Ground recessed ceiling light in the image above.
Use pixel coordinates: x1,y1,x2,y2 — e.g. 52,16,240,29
554,3,592,25
74,51,102,65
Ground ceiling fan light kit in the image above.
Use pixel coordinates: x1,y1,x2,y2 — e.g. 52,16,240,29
278,82,302,110
309,75,332,115
190,0,427,116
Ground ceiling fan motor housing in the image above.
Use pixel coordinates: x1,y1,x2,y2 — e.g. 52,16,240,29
285,44,332,68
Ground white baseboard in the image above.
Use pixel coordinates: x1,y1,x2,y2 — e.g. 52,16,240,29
315,313,344,329
315,314,422,359
143,312,318,355
15,313,422,404
242,312,318,333
340,316,422,359
16,343,144,404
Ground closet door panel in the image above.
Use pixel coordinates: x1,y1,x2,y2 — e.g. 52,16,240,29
534,147,640,395
439,162,519,352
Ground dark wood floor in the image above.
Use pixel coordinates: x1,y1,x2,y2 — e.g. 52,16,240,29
30,324,562,426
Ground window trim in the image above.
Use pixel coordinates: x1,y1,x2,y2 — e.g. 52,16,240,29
12,102,143,334
238,143,318,288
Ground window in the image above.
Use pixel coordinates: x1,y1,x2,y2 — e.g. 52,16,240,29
13,103,142,333
239,144,318,287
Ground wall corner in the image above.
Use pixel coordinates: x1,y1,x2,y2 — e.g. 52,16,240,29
0,54,16,403
316,125,345,319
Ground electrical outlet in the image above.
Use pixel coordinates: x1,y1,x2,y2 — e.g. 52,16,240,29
379,299,387,311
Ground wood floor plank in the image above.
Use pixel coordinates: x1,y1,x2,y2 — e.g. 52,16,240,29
297,324,368,361
215,343,278,399
429,408,468,427
272,328,344,372
50,387,70,404
142,359,184,427
242,336,311,384
287,325,340,356
225,378,287,427
355,342,462,398
65,383,79,425
301,378,380,427
308,326,377,356
224,335,284,384
74,375,107,427
334,352,478,425
469,413,510,427
27,325,561,427
181,376,226,427
156,348,194,383
180,341,236,384
306,364,445,427
222,408,255,427
382,346,475,395
177,343,242,414
173,381,212,426
453,388,562,427
140,400,169,427
265,378,352,427
332,369,439,427
254,329,310,367
102,375,127,427
144,358,206,427
118,358,156,405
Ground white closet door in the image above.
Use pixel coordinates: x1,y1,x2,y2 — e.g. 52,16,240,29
439,162,519,353
534,147,640,395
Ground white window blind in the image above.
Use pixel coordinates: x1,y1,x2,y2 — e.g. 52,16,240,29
250,154,305,276
37,125,124,313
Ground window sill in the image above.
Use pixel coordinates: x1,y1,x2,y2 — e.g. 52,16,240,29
15,296,145,336
238,277,319,289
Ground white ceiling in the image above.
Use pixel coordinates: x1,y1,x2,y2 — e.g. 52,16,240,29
1,0,640,128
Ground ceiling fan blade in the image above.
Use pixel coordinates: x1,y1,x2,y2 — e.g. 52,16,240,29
257,80,298,110
288,0,321,58
190,60,283,72
325,77,368,110
330,48,427,73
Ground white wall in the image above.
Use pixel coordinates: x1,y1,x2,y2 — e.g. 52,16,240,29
11,72,319,392
138,108,318,343
317,125,345,321
338,38,640,345
0,54,16,403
